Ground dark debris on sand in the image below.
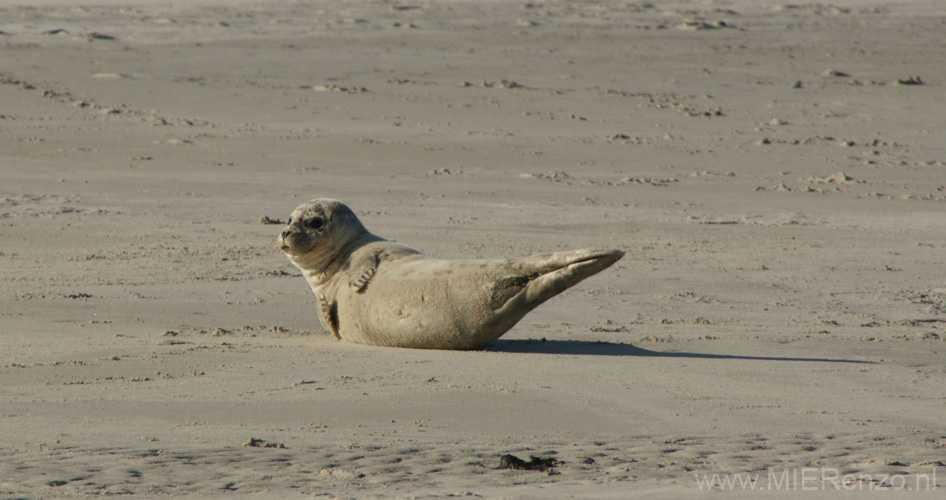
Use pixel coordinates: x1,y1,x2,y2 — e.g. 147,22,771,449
497,453,560,473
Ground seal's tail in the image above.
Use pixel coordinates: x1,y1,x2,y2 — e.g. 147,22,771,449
510,248,624,309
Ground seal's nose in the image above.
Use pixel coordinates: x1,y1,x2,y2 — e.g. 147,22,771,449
280,228,293,239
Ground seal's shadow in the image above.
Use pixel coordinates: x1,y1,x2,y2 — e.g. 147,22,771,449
487,339,874,364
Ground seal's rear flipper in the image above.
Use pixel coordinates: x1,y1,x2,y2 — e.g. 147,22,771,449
488,249,623,317
481,249,623,345
514,249,624,308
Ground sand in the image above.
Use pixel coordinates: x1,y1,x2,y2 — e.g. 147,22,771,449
2,0,945,498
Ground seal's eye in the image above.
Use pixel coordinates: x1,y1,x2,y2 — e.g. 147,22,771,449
306,217,324,230
287,217,293,225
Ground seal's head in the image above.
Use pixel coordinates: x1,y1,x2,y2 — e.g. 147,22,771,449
278,199,370,276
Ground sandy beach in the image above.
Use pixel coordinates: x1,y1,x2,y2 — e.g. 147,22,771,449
2,0,945,497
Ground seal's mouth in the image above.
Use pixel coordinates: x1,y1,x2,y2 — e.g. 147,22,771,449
278,235,313,257
277,235,294,254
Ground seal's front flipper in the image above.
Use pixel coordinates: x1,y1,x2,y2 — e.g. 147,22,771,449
508,249,624,309
348,249,382,292
317,292,341,339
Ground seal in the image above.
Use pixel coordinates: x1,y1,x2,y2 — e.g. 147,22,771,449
278,198,624,350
